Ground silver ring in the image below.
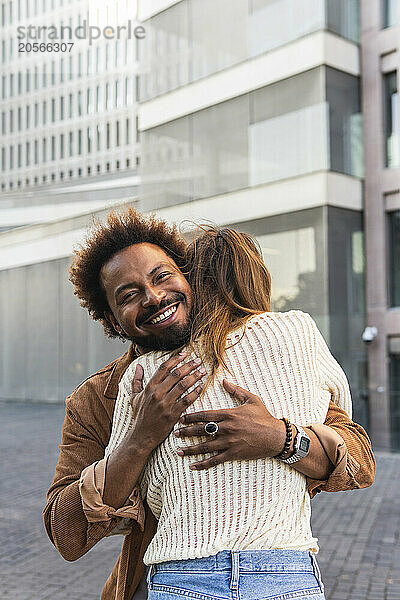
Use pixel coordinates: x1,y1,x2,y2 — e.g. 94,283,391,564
204,421,219,436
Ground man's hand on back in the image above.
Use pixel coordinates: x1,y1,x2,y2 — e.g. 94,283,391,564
174,379,334,481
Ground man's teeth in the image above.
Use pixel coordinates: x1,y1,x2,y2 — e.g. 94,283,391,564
150,305,177,325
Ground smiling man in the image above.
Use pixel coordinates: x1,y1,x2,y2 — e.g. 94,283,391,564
44,208,375,600
101,243,193,352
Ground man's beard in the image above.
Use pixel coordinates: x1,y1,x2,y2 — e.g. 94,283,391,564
130,293,192,352
133,319,192,352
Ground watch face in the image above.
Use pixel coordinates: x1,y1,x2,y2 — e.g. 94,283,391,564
300,437,310,453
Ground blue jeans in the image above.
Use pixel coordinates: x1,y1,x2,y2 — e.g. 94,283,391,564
146,549,325,600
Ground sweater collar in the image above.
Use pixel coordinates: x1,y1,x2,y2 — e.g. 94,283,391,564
104,343,137,399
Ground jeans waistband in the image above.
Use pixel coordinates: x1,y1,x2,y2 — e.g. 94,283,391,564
151,549,315,574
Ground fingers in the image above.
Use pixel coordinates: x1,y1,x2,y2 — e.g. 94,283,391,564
189,450,231,471
174,423,223,438
177,384,204,410
131,364,144,394
151,352,189,385
161,362,206,403
222,379,252,403
176,439,226,456
180,409,226,425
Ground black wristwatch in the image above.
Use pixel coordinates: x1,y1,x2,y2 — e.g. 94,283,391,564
281,425,311,464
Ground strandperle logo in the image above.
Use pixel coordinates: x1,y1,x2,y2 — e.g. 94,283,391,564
16,20,146,45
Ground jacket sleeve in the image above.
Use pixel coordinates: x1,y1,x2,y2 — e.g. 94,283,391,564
43,379,144,562
306,400,376,498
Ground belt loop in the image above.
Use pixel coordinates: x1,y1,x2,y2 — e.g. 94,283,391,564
146,564,155,589
230,550,240,591
310,553,324,593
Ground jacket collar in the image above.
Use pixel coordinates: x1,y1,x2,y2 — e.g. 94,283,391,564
104,343,137,399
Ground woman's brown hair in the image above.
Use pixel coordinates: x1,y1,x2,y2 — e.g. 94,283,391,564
186,225,271,375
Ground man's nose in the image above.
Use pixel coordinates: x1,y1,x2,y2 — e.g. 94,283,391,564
142,285,166,307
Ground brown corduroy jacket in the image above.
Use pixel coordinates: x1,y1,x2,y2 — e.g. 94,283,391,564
43,344,376,600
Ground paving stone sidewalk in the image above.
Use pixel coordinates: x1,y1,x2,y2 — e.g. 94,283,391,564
1,402,399,600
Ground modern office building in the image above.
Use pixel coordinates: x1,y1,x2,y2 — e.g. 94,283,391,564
136,0,375,442
0,0,140,191
361,0,400,450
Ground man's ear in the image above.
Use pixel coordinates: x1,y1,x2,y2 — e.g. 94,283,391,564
104,310,125,338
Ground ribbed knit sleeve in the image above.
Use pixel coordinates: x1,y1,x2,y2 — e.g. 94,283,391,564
303,312,353,419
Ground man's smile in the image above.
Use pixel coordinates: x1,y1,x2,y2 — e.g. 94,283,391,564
142,302,180,328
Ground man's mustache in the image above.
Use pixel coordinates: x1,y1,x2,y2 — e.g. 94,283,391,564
137,293,186,326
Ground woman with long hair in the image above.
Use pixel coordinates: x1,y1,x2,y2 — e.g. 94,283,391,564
105,225,352,599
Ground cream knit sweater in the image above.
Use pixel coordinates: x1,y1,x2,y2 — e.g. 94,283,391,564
105,310,352,565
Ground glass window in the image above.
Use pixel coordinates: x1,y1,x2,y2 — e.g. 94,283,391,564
9,109,13,133
326,68,363,178
87,127,91,153
51,60,55,85
26,104,30,128
86,88,92,113
116,80,122,107
60,58,64,83
51,136,55,160
106,43,111,70
26,140,30,165
18,71,21,93
1,111,5,134
69,131,73,156
42,64,46,87
384,72,399,168
96,85,102,111
60,133,64,159
106,83,112,110
34,139,38,164
326,0,359,42
9,73,13,97
96,124,101,151
116,120,120,146
1,40,5,63
42,101,47,124
193,95,249,199
69,93,73,118
34,102,38,126
42,137,47,162
87,48,91,75
51,98,55,122
34,66,38,89
390,338,400,450
384,0,397,27
78,129,82,154
142,1,190,100
9,144,13,169
1,74,5,99
115,40,121,67
250,68,328,186
126,117,130,145
125,77,132,105
1,147,5,172
106,122,110,149
17,143,21,167
60,96,64,120
96,46,101,73
390,210,400,307
77,90,82,116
